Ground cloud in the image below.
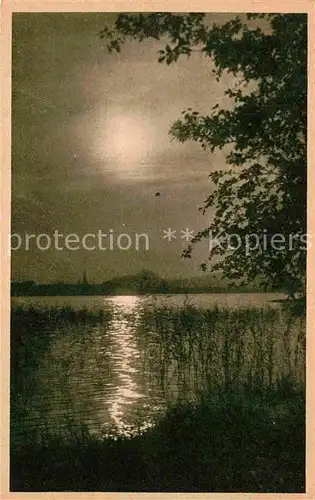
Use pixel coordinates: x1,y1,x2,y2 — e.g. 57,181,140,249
12,13,235,282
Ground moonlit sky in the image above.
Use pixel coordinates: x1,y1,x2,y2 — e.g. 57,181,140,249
12,12,240,283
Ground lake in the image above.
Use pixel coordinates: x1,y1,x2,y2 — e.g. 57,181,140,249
12,293,305,445
11,292,287,311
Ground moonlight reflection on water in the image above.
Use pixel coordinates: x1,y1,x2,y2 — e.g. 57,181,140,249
105,296,152,435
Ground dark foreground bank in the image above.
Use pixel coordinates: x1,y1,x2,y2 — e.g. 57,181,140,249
11,387,305,493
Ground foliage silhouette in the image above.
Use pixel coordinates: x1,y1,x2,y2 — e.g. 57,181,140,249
100,13,307,297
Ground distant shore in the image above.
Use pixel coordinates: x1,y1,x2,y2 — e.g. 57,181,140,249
11,291,284,297
11,283,283,297
11,270,284,297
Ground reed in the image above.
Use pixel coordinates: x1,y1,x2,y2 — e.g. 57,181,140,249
10,302,305,492
138,302,305,399
11,305,113,326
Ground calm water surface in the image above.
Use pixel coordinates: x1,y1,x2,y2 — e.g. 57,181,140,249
12,292,286,311
11,293,291,443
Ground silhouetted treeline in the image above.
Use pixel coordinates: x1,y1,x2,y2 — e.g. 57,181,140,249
11,271,281,297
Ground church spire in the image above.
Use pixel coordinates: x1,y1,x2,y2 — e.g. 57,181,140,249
82,269,88,285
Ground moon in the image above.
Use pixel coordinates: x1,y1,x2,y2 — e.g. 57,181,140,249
93,108,155,170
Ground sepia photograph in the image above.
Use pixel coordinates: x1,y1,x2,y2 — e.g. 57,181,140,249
7,8,308,493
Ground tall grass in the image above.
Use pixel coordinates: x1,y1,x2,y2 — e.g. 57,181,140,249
11,304,113,326
10,306,114,447
10,302,305,492
137,302,305,400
